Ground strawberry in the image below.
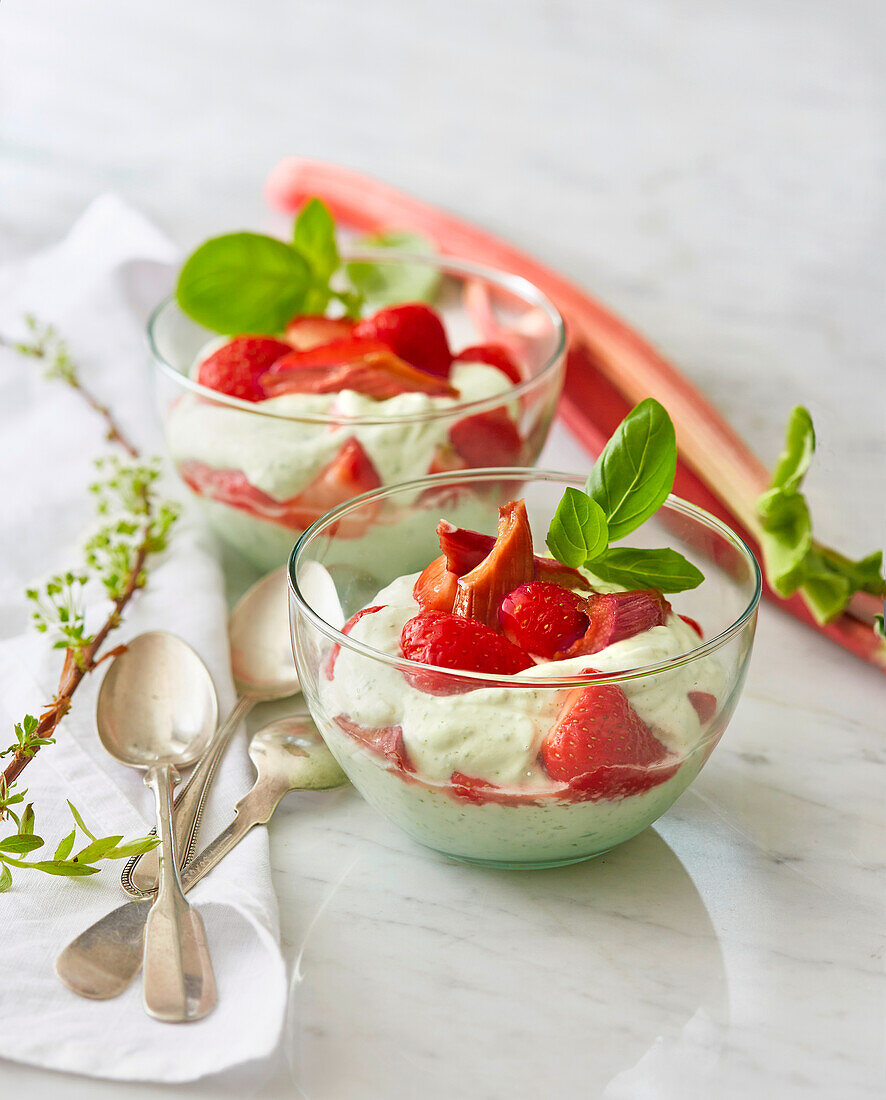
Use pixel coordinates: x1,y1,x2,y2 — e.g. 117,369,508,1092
400,611,533,694
540,680,677,798
197,336,292,401
261,344,458,400
448,407,522,467
325,605,385,679
453,343,522,383
449,772,502,805
413,555,459,613
567,590,670,655
688,691,717,725
287,437,382,535
334,715,413,772
285,314,354,350
426,445,468,476
499,582,590,659
452,500,535,628
354,303,451,378
680,614,704,639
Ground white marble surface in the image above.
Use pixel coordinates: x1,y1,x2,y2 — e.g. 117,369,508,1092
1,0,884,1096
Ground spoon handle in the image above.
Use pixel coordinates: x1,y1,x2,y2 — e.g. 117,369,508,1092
55,780,283,1001
122,694,256,898
142,764,217,1023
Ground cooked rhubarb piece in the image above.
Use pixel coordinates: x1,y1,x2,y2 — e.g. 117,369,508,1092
565,590,670,656
413,556,460,614
197,336,292,401
354,303,451,378
334,715,413,772
325,605,386,679
285,314,355,349
261,344,458,399
452,500,535,629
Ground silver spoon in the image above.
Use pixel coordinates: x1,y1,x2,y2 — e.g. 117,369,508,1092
123,566,300,897
56,716,347,1000
96,631,218,1022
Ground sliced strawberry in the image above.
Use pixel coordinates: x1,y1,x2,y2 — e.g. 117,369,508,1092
680,614,704,639
400,611,533,694
499,582,590,659
292,437,382,522
413,556,459,613
354,303,451,378
197,336,292,401
452,500,535,629
261,346,458,400
325,605,385,679
540,680,677,798
285,314,355,350
567,590,670,656
449,407,522,467
688,691,717,725
453,343,522,383
436,520,591,590
334,714,413,772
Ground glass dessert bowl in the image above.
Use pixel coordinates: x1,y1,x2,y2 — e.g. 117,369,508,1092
149,253,566,572
288,470,761,870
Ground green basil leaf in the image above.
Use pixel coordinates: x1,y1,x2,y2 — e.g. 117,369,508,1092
66,800,96,841
590,547,704,593
0,834,44,855
176,232,312,334
54,830,76,861
293,199,339,285
546,488,608,567
0,862,11,892
771,406,815,492
27,860,100,877
104,835,161,860
585,398,677,541
73,835,123,864
346,232,440,307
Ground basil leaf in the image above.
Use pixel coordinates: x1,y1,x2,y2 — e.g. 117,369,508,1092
0,863,11,892
546,488,608,567
293,199,339,285
771,406,815,492
585,398,677,541
0,834,44,855
590,547,704,593
54,830,76,861
346,232,441,307
26,861,100,877
176,232,312,334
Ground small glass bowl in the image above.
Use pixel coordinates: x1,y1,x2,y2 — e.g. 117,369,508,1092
288,470,761,869
149,253,566,572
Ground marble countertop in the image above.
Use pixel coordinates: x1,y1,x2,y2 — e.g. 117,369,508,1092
1,0,884,1096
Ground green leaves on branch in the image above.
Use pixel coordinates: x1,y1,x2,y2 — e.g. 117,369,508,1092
175,198,441,334
546,399,703,593
755,407,885,624
0,798,159,893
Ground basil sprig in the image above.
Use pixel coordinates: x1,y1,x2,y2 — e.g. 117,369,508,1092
756,407,884,623
546,399,703,593
175,198,440,335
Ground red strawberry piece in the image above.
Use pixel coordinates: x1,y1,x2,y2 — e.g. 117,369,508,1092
261,345,458,400
540,680,677,798
436,520,591,590
680,614,704,639
285,314,355,350
688,691,717,725
325,605,386,679
452,500,535,629
449,771,502,805
354,303,451,378
568,590,670,656
413,555,459,613
400,611,533,694
453,343,522,383
334,714,413,773
197,336,292,402
448,407,522,467
426,445,468,476
499,582,590,659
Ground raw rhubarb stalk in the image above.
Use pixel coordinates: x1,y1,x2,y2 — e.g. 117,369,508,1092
264,159,886,674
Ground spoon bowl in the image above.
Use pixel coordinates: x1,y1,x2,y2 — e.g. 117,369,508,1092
248,716,348,794
229,567,300,700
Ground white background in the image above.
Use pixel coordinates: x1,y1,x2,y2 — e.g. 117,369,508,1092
1,1,884,1097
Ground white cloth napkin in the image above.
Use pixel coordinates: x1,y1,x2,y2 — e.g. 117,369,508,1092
0,196,287,1082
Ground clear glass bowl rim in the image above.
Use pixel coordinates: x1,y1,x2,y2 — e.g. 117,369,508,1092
146,250,567,426
288,468,763,688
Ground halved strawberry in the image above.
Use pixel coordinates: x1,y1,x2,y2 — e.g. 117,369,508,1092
400,610,533,694
499,582,590,659
453,343,522,384
354,303,451,378
285,314,355,350
452,500,535,628
334,715,413,772
540,680,677,798
325,605,386,679
261,346,458,400
688,691,717,725
197,336,292,401
449,407,522,467
413,556,459,613
567,590,670,655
